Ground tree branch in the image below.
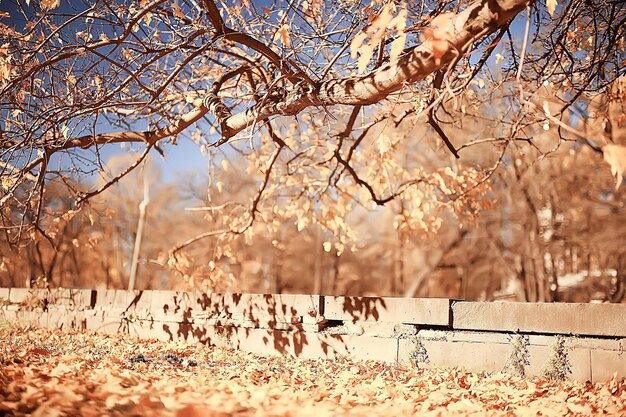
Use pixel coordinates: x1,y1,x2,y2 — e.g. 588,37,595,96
213,0,532,139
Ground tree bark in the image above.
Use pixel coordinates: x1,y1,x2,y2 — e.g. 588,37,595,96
216,0,532,139
1,0,531,154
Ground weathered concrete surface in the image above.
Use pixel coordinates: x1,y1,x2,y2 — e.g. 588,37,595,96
93,289,116,310
0,287,10,300
1,288,625,382
452,301,626,337
591,350,626,382
324,296,451,325
397,330,614,382
398,338,512,373
147,292,322,324
5,288,95,308
7,288,31,304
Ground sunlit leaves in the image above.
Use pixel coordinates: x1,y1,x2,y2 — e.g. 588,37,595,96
41,0,60,11
420,12,463,66
172,1,185,19
350,1,407,73
1,326,625,416
546,0,558,17
0,43,11,85
377,132,393,155
275,24,292,47
602,144,626,190
388,6,407,61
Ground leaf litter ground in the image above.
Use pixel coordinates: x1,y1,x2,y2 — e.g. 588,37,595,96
0,326,624,416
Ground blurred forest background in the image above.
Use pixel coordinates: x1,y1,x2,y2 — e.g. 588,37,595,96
3,77,625,303
1,0,625,303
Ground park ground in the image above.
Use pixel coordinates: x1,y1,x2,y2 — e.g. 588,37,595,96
0,325,625,416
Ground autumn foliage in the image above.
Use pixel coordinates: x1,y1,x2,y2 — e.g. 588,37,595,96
1,325,625,416
0,0,625,299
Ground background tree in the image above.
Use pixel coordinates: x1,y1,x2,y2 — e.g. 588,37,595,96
0,0,624,296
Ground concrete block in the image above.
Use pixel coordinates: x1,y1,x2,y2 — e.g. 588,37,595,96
0,309,17,322
416,329,510,344
591,349,626,382
48,309,89,329
221,327,398,362
0,288,9,300
452,301,626,337
324,296,451,325
398,338,511,372
526,345,592,381
527,334,626,352
8,288,30,303
150,290,204,317
399,331,593,381
15,310,45,326
84,311,125,335
93,289,116,310
342,334,398,362
327,321,418,338
7,289,49,309
209,293,322,321
48,289,94,308
113,290,152,311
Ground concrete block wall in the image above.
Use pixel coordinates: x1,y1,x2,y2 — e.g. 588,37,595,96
1,288,624,382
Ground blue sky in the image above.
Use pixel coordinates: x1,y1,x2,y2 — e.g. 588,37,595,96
1,0,535,184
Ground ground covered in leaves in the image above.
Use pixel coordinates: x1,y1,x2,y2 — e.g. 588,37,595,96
0,326,625,416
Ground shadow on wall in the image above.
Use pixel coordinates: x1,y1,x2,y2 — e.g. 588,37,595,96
111,291,391,359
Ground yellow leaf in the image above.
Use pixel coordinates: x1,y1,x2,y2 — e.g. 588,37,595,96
350,31,368,60
388,6,407,61
323,241,332,252
546,0,557,17
603,144,626,190
357,46,375,73
377,133,392,155
389,34,406,61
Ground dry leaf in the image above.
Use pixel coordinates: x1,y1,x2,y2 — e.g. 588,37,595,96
41,0,60,10
420,12,459,66
546,0,558,17
172,2,185,19
603,144,626,190
0,326,624,417
388,6,407,61
275,24,291,47
377,133,392,155
350,2,398,73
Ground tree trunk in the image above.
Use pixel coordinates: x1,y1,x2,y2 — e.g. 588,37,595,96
128,172,150,291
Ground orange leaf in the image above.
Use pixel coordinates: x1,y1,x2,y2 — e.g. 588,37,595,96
172,2,184,19
275,24,291,47
41,0,60,10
